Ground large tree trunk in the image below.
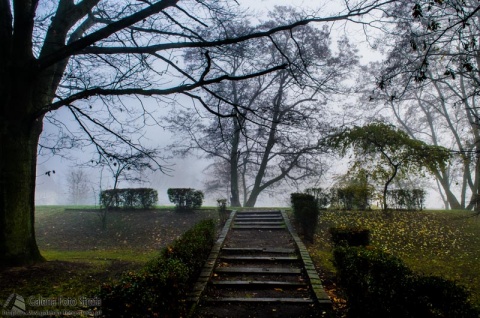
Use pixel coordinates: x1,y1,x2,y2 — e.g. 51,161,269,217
432,170,463,210
229,150,241,207
0,0,68,266
245,188,261,207
474,146,480,213
382,164,399,211
229,117,242,207
0,114,45,266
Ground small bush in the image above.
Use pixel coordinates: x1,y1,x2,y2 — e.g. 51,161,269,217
291,193,319,242
330,227,370,247
333,246,479,318
160,218,215,281
99,219,216,317
411,275,479,317
100,188,158,209
167,188,204,212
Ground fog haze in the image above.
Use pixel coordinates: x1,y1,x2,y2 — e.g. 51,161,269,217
34,0,447,209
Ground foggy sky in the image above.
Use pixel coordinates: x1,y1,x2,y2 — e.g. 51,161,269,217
34,0,446,208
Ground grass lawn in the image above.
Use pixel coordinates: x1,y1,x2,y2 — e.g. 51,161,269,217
307,209,480,309
3,206,479,315
0,206,219,311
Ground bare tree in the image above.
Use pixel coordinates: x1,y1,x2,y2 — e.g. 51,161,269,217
364,0,480,210
93,150,158,190
0,0,392,266
168,7,358,206
66,169,90,205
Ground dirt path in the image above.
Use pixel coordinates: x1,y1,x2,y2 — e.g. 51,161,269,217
192,210,332,318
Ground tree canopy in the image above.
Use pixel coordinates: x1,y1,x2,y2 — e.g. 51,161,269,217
168,7,357,206
327,122,452,210
361,0,480,210
0,0,393,266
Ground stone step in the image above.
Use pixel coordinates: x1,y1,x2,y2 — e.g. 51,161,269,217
203,297,314,303
232,225,285,229
234,216,283,221
219,256,298,261
235,217,283,220
190,210,332,317
215,267,302,274
236,211,281,214
236,213,281,217
233,221,284,225
221,247,296,254
211,280,307,287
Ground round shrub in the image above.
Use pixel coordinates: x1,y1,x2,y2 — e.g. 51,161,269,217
329,227,370,247
333,246,479,318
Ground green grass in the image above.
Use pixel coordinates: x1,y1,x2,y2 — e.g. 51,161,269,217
42,249,158,263
9,206,478,312
307,209,480,307
0,205,220,312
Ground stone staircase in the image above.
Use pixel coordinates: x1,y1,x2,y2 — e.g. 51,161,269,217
191,210,331,317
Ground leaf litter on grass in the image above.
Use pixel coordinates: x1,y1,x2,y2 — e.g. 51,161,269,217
309,210,480,308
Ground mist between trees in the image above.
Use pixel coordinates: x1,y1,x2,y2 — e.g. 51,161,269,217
2,0,480,266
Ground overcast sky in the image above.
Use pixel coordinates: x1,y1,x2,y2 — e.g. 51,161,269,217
34,0,445,208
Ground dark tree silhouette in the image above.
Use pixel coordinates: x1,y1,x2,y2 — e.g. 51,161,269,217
0,0,391,265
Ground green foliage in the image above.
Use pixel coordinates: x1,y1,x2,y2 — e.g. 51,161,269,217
291,193,319,242
329,123,451,172
167,188,204,212
386,188,425,210
159,219,215,280
100,188,158,209
99,219,216,317
330,227,370,247
327,122,451,210
333,246,479,318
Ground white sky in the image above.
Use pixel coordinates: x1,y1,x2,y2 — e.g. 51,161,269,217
34,0,444,208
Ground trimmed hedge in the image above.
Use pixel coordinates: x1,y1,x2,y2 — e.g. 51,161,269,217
291,193,319,242
386,188,425,210
167,188,204,212
98,219,215,318
330,185,371,210
100,188,158,209
333,246,479,318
